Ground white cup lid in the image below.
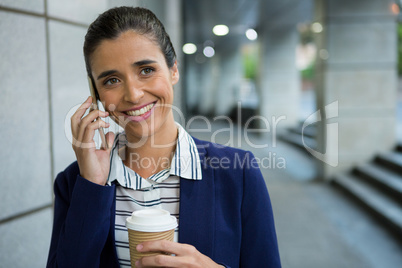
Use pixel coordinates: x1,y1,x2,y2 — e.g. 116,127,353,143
126,208,178,232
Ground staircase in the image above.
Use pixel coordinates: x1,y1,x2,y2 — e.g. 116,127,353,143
280,124,402,237
332,146,402,237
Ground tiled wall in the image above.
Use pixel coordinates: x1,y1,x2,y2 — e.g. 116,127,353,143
0,0,182,266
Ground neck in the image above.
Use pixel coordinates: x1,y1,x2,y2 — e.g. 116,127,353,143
123,114,178,178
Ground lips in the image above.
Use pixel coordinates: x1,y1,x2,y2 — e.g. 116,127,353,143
123,102,156,117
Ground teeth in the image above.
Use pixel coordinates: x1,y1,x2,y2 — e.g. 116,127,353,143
125,103,155,116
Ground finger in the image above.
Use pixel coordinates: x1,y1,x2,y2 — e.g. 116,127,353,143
82,119,110,145
71,96,92,136
81,109,109,127
104,131,115,150
77,110,109,143
138,240,195,256
137,254,177,268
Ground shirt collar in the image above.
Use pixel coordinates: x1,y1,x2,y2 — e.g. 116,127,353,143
107,123,202,190
170,123,202,180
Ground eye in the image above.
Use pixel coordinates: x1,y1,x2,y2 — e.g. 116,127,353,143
104,78,120,85
140,67,154,75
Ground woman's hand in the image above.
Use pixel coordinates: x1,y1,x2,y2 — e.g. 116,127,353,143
135,240,225,268
71,96,115,185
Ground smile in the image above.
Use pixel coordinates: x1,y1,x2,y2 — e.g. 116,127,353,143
124,102,156,117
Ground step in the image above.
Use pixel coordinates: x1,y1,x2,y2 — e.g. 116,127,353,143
333,173,402,236
375,152,402,173
353,164,402,204
279,132,317,151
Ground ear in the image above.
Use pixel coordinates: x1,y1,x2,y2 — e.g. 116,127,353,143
170,61,180,85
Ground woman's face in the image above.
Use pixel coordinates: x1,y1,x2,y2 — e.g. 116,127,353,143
90,31,179,140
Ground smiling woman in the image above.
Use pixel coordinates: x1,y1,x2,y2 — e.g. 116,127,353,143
90,31,178,146
46,6,281,268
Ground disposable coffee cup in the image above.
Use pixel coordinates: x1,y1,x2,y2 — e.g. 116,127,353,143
126,208,178,267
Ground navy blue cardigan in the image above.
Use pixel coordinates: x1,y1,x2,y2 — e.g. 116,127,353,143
47,138,281,267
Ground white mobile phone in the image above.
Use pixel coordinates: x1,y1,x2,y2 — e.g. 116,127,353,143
87,76,108,149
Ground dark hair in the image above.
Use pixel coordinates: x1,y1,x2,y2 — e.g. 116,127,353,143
83,6,176,91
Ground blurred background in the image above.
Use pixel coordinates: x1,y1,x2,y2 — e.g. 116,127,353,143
1,0,402,267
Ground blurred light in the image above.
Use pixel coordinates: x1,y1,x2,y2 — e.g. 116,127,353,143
213,25,229,36
311,22,323,33
182,43,197,54
296,43,317,70
203,46,215,58
391,3,400,15
245,29,258,41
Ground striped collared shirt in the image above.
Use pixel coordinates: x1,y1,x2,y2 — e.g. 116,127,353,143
107,123,202,267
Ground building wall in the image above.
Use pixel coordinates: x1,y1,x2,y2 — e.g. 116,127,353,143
0,1,182,266
314,0,397,178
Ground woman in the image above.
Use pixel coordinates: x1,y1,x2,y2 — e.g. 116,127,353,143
47,6,281,268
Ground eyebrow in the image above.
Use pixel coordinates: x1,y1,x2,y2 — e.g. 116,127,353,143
133,59,157,66
96,59,157,80
97,70,117,80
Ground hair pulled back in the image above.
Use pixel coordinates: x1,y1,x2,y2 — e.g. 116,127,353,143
83,6,176,79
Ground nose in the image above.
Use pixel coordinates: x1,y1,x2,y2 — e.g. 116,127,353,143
123,77,144,103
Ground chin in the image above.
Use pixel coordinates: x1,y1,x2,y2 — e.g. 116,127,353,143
125,121,159,138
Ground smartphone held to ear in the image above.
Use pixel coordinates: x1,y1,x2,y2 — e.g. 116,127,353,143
87,76,108,149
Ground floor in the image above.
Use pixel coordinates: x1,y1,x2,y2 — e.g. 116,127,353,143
188,119,402,268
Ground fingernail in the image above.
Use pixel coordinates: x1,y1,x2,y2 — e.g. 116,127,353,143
136,244,143,251
135,260,140,267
